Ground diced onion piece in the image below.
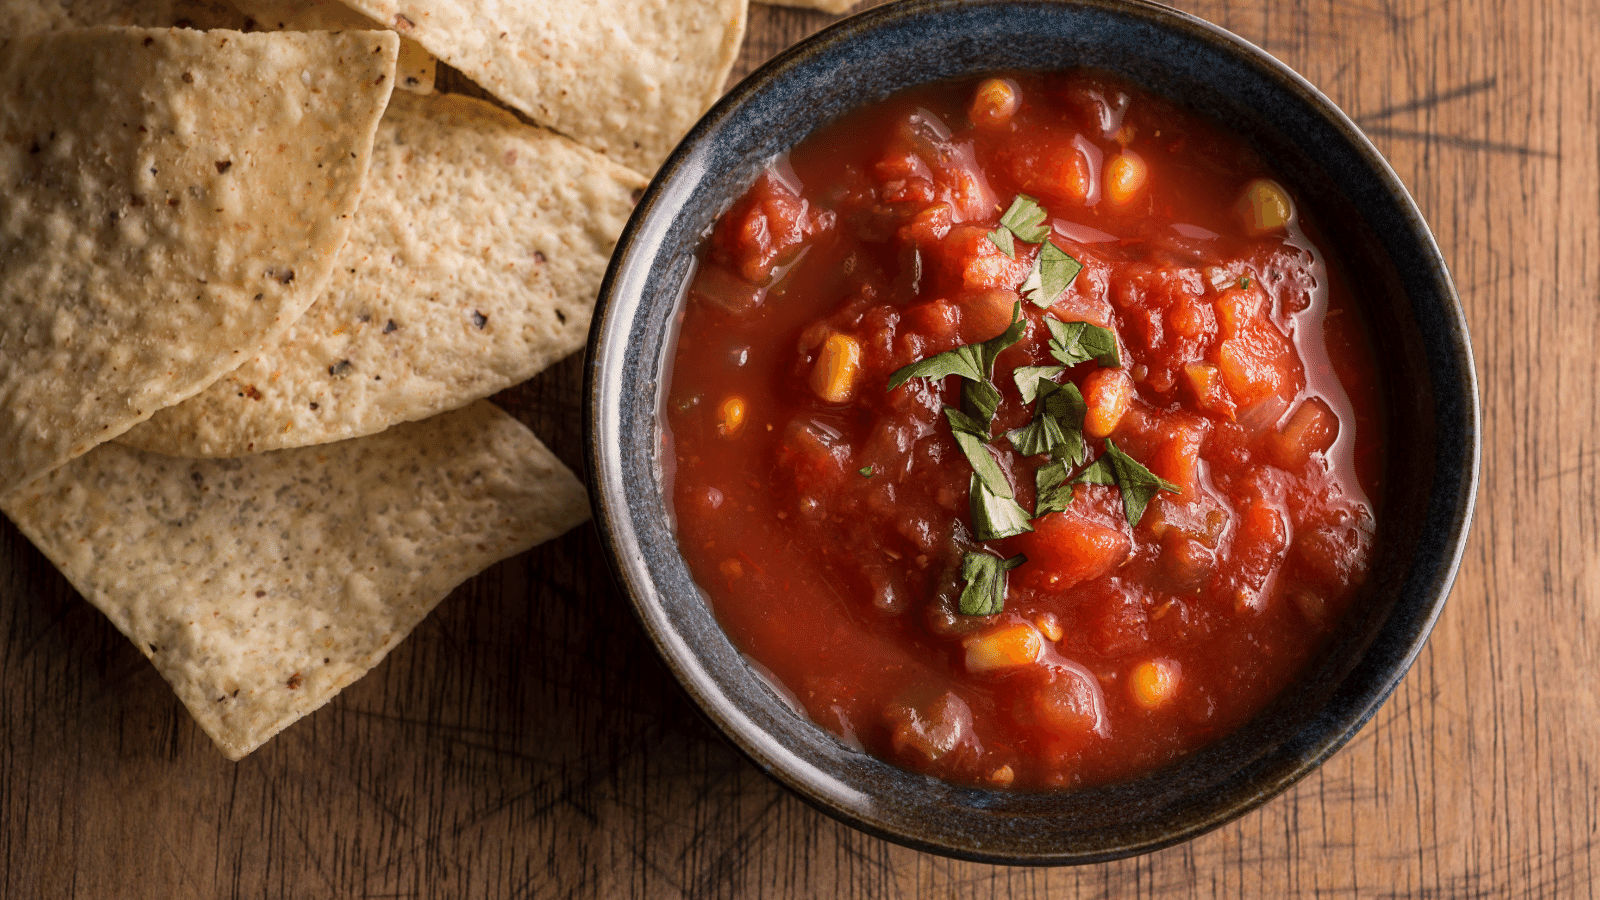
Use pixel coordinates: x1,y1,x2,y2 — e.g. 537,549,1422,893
1290,586,1329,625
809,332,862,403
716,396,746,437
1032,665,1103,736
964,621,1044,674
1130,659,1180,709
887,690,976,764
970,77,1020,128
1239,178,1293,234
1104,150,1147,206
1265,396,1339,469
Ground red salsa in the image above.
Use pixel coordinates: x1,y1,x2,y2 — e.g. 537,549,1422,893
664,71,1381,789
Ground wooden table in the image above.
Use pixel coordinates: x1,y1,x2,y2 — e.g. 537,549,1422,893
2,1,1587,896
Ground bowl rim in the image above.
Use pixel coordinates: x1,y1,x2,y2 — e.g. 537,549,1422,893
585,0,1480,865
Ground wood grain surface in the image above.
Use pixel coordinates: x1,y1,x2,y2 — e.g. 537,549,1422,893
0,1,1588,896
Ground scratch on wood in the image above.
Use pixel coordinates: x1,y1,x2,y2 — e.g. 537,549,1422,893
1356,78,1500,124
1361,127,1559,158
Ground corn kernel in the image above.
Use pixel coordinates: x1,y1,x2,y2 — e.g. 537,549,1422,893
1240,178,1293,233
810,332,862,404
1105,151,1148,206
964,622,1044,674
717,395,746,437
970,77,1020,128
1130,659,1180,709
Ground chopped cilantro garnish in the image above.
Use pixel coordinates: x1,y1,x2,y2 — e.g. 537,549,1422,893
987,226,1016,258
946,407,1011,498
859,465,875,477
958,551,1027,616
1006,380,1089,463
884,298,1159,606
887,303,1024,432
1046,317,1120,368
886,303,1025,394
987,194,1052,260
998,194,1051,243
1012,365,1065,404
1022,241,1083,309
1073,438,1181,526
969,473,1034,541
1034,457,1075,517
963,378,1003,426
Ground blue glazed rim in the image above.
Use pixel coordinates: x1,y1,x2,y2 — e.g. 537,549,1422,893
585,0,1479,865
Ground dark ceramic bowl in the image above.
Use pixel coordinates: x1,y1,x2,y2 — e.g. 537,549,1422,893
584,0,1478,865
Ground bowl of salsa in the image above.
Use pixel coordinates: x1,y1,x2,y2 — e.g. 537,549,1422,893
586,0,1478,864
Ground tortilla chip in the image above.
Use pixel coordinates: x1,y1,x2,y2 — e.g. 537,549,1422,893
0,27,397,496
335,0,746,173
121,91,645,457
0,0,243,33
2,401,589,759
227,0,437,93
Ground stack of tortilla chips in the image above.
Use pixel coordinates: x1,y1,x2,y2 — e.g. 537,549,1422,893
0,0,745,759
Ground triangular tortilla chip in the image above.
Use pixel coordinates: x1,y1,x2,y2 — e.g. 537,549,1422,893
1,401,590,759
227,0,438,93
120,91,643,454
0,0,242,33
335,0,746,172
0,27,397,496
121,91,646,457
0,0,437,93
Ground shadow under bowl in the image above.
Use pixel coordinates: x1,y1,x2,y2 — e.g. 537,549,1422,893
585,0,1479,865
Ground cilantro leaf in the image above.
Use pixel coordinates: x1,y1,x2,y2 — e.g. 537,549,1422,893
1046,318,1121,368
958,550,1027,616
966,302,1028,430
977,302,1028,374
963,379,1003,426
969,473,1034,541
1071,438,1180,527
1034,459,1074,516
998,194,1050,244
1022,241,1083,309
1005,408,1067,457
946,407,1011,498
1072,454,1117,486
885,303,1025,415
943,405,990,438
1004,380,1087,462
987,227,1016,259
859,465,875,477
1012,365,1065,404
885,344,986,392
